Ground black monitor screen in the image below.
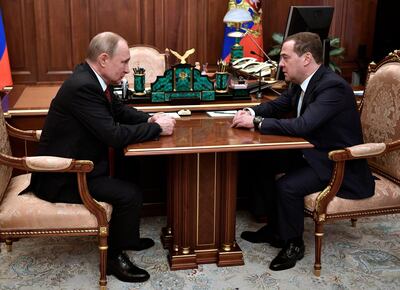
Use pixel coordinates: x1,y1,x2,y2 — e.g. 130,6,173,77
277,6,334,80
284,6,334,40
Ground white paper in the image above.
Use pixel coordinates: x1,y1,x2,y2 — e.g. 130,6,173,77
206,110,237,117
149,112,181,118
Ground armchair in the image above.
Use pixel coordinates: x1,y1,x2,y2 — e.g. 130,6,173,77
126,45,167,86
304,50,400,276
0,106,113,289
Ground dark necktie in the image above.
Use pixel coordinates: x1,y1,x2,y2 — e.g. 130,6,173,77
105,86,112,103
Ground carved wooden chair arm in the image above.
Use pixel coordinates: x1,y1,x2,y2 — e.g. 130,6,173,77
0,153,108,225
313,140,400,216
6,121,41,141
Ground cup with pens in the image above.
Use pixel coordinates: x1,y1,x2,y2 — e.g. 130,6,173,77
215,59,229,93
133,67,146,95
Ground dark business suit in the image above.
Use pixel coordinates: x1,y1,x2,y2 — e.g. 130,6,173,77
248,65,375,241
30,62,161,252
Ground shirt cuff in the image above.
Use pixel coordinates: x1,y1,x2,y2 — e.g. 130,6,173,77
244,107,255,116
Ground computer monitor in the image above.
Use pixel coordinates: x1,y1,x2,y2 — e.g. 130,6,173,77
277,6,334,80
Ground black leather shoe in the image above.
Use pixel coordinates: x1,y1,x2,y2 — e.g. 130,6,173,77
269,241,305,271
241,225,284,248
126,238,155,251
107,252,150,283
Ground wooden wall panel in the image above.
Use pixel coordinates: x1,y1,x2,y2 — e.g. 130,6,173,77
0,0,377,84
0,0,37,83
34,0,74,82
70,0,91,65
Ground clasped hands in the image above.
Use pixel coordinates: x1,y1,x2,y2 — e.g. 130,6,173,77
148,112,176,136
231,109,255,129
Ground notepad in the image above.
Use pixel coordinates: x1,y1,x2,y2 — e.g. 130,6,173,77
206,110,237,117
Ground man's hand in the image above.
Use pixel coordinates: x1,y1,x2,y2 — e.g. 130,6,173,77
231,109,254,129
155,115,176,136
148,112,167,123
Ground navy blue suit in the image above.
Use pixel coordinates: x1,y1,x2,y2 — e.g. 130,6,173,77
249,65,374,240
30,62,162,252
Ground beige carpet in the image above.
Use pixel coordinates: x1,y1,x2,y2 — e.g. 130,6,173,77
0,211,399,289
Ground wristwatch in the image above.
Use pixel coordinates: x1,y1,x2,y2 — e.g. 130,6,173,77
253,116,264,130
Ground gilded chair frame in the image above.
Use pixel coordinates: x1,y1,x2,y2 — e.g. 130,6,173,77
304,50,400,276
0,121,110,289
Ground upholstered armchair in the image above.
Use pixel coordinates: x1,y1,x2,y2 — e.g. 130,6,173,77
0,107,113,289
126,45,167,86
304,50,400,276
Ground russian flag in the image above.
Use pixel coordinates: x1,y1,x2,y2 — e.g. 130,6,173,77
221,0,263,63
0,9,13,90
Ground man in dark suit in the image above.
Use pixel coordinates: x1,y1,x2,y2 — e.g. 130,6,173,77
30,32,176,282
232,32,374,271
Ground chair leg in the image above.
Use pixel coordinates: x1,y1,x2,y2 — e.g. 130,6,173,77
99,235,108,290
351,218,357,227
314,222,324,277
5,239,13,252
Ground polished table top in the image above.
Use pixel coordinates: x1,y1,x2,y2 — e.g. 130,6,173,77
125,113,313,156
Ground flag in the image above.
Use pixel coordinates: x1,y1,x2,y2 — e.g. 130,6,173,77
221,0,263,63
0,9,13,90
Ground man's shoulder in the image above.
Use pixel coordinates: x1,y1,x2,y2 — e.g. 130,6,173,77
62,64,100,92
315,67,350,90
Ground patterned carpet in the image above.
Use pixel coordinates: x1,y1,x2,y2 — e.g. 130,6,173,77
0,211,399,290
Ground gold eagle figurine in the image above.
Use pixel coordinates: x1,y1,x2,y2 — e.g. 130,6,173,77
167,48,195,64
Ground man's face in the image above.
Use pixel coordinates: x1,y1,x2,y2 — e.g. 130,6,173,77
279,40,306,84
102,40,130,85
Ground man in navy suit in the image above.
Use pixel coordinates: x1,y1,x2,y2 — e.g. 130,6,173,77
232,32,374,271
30,32,176,282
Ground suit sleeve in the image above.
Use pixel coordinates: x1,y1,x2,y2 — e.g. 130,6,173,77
252,88,295,118
69,85,161,148
259,80,349,137
111,97,151,124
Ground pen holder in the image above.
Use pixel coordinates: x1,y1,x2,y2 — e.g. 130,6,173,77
215,72,229,93
134,74,145,95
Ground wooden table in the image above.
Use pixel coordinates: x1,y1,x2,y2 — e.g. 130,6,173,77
125,113,313,270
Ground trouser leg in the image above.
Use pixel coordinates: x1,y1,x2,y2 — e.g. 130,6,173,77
275,165,325,241
88,176,143,254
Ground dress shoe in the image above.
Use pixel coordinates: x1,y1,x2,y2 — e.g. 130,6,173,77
107,252,150,283
241,225,284,248
126,238,155,251
269,241,305,271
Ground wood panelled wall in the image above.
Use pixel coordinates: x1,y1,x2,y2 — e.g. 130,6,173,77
0,0,377,84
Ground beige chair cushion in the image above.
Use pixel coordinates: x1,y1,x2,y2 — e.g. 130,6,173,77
0,107,12,203
361,61,400,181
0,174,112,230
305,173,400,214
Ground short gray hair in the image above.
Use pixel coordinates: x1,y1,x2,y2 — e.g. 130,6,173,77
87,32,126,61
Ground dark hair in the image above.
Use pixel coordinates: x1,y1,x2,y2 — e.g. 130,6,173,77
283,32,323,64
86,32,126,61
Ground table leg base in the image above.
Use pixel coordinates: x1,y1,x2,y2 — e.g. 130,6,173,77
168,253,197,270
167,246,244,270
218,244,244,267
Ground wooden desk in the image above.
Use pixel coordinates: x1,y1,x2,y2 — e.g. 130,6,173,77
125,113,313,270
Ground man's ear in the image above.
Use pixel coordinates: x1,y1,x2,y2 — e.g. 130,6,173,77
98,53,109,68
303,52,312,66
